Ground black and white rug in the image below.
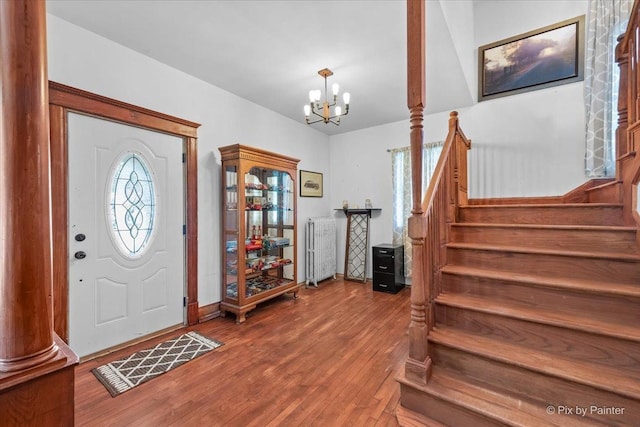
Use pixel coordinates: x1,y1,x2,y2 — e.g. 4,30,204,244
91,331,223,397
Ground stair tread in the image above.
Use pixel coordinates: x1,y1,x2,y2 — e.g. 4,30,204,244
447,242,640,262
429,326,640,400
400,366,603,427
451,222,637,232
461,203,623,208
436,292,640,342
441,265,640,298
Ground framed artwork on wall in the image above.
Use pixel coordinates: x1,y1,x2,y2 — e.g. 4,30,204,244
478,15,585,101
300,170,323,197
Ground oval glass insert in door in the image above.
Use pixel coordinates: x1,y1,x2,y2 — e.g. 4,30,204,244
109,152,157,258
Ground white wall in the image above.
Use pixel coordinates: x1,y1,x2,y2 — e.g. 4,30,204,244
47,15,332,306
469,0,589,198
328,0,590,276
440,0,476,99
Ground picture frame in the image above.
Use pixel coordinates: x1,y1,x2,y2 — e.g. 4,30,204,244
478,15,585,101
299,170,323,197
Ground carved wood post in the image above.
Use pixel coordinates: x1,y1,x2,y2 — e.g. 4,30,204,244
405,0,432,384
615,24,635,226
451,112,469,215
0,0,59,372
615,34,629,165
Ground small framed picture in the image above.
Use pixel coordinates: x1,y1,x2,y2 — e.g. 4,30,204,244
299,170,323,197
478,15,585,101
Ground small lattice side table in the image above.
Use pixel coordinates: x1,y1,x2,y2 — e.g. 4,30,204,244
335,208,381,283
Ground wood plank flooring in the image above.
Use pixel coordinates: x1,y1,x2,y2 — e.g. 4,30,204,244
74,278,410,426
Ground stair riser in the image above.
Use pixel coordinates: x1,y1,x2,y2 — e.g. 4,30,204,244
435,304,640,375
459,206,625,226
449,226,638,253
441,273,640,327
399,382,510,427
429,343,640,425
447,248,640,284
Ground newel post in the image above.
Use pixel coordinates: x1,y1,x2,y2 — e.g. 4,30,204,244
451,112,470,215
615,34,629,166
404,0,432,384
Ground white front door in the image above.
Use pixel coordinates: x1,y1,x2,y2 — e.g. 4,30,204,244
68,112,185,358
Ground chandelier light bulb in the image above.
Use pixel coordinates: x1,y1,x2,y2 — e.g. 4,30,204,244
332,83,339,96
343,92,351,105
335,105,342,116
304,104,311,116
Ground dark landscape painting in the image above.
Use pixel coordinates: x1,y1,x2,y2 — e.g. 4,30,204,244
481,20,581,100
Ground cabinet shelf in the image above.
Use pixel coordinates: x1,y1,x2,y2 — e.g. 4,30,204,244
246,244,293,253
219,144,300,323
245,208,294,212
245,258,293,274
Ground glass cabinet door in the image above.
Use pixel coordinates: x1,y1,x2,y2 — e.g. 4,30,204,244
244,166,295,298
223,164,239,301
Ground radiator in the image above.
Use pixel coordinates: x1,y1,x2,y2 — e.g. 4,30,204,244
305,217,337,287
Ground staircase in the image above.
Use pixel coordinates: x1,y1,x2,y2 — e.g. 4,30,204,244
398,0,640,423
398,201,640,426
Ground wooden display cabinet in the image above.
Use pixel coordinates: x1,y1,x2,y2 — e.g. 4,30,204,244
219,144,300,323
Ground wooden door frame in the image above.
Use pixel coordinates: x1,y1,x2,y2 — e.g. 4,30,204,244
49,81,201,342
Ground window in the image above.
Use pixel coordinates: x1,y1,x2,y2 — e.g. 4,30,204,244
109,153,156,257
391,142,443,279
584,0,632,177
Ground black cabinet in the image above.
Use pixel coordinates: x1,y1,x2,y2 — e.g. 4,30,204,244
372,244,404,294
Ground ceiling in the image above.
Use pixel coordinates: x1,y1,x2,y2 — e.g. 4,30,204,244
46,0,472,136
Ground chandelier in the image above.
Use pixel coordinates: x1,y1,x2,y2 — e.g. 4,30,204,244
304,68,350,125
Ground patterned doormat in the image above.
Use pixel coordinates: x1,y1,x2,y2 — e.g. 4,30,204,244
91,331,223,397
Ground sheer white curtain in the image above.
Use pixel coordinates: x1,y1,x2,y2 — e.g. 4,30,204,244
391,141,443,282
584,0,632,177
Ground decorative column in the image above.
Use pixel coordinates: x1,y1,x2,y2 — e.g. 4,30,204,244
0,0,58,372
0,1,76,424
404,0,432,384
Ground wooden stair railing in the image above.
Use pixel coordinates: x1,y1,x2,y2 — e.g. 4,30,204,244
404,111,471,386
616,0,640,226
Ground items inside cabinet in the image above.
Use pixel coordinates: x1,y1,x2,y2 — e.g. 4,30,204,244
244,166,295,295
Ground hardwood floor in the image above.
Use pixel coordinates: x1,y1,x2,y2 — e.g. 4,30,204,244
74,278,410,426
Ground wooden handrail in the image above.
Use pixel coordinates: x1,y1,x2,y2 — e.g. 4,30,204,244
404,111,471,385
615,0,640,226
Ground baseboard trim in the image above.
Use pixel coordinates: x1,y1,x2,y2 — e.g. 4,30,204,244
198,302,221,323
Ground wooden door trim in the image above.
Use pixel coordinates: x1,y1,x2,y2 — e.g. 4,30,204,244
49,81,201,342
49,82,200,137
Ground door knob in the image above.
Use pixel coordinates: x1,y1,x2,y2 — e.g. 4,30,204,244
75,233,86,242
74,251,86,260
